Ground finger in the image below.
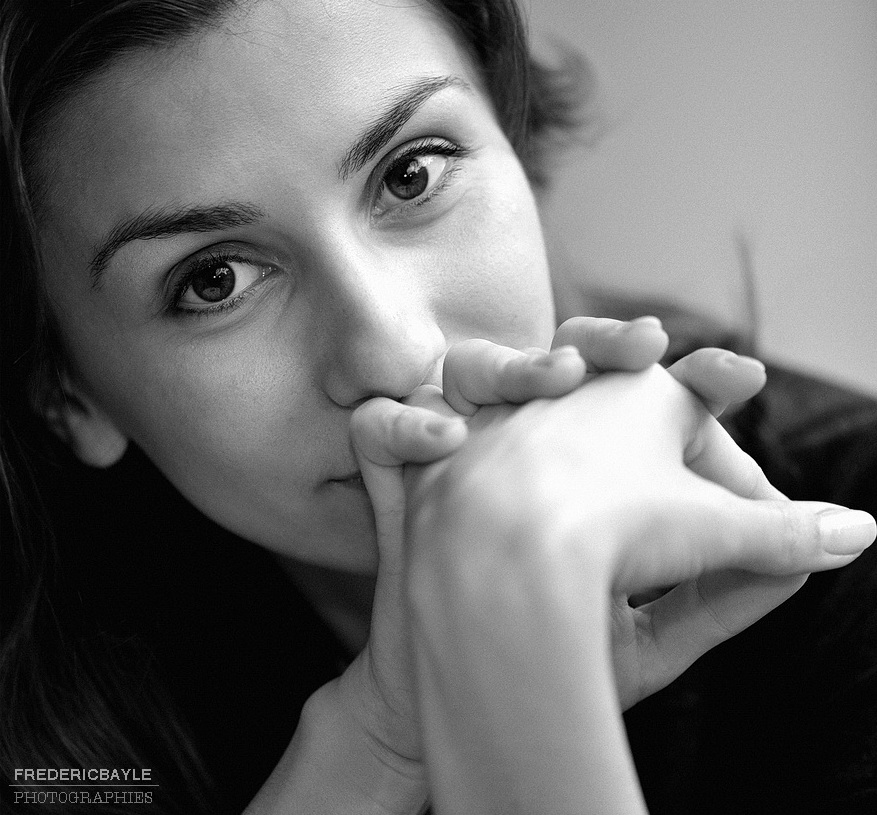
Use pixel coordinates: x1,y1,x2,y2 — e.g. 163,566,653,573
403,383,460,418
617,486,876,594
442,339,585,416
684,416,786,500
351,398,466,574
551,315,669,374
634,571,807,698
351,396,467,469
667,348,766,417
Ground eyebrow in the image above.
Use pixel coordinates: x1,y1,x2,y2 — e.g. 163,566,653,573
338,75,469,181
89,202,264,289
88,76,467,288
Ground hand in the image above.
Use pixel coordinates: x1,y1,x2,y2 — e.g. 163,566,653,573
410,366,875,708
441,315,668,416
360,316,768,463
551,315,768,418
402,366,876,813
333,316,671,800
338,317,778,809
665,345,767,417
340,319,769,762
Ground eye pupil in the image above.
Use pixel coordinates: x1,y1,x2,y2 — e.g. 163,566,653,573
192,264,235,302
386,157,429,200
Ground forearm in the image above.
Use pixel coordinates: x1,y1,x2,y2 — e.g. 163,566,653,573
412,604,648,815
405,466,649,815
244,679,427,815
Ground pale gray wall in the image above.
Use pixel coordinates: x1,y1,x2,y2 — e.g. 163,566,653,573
528,0,877,395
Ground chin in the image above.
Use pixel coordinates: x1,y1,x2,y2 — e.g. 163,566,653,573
253,495,380,574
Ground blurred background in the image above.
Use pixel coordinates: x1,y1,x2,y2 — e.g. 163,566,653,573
527,0,877,395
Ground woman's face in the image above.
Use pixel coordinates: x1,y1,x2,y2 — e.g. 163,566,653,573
36,0,556,572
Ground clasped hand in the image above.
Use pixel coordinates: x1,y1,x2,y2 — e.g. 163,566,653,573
335,317,875,814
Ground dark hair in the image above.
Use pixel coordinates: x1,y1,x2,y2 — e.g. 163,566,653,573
0,0,590,809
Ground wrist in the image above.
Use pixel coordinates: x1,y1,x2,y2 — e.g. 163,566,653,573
304,679,428,815
245,678,427,815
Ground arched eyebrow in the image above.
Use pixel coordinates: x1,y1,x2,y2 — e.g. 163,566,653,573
89,202,264,289
338,75,470,181
88,76,469,288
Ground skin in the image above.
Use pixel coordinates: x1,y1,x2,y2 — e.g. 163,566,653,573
35,0,557,571
30,2,876,811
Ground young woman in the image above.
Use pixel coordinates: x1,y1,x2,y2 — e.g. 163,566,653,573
2,1,875,813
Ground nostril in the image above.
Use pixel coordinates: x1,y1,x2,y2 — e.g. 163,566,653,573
423,350,446,391
321,323,446,407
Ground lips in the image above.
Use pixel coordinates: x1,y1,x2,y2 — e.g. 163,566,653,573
327,473,367,491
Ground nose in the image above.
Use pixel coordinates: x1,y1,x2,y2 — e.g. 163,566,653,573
314,241,446,407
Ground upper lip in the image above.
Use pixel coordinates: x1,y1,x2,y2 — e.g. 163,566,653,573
328,471,363,483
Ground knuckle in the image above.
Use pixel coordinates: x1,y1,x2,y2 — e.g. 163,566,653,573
739,456,768,500
692,577,736,640
772,504,819,571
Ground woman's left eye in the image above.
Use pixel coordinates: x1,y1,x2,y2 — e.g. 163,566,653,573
373,139,466,216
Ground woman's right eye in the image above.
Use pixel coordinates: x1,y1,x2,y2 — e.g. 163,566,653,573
173,251,273,316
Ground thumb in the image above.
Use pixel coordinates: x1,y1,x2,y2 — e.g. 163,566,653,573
351,394,467,469
706,496,875,576
350,397,467,569
344,397,467,767
631,486,877,592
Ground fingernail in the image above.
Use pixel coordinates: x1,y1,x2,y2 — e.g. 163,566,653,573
722,353,766,372
819,508,877,554
425,417,452,436
629,315,662,329
425,416,467,439
533,353,556,367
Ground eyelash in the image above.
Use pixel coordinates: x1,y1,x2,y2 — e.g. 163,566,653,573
372,137,469,217
170,248,271,318
167,138,469,318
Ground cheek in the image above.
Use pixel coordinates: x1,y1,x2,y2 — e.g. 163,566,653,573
142,360,291,471
86,343,376,566
68,326,318,510
118,340,309,475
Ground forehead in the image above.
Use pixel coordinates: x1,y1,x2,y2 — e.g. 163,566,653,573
37,0,477,256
